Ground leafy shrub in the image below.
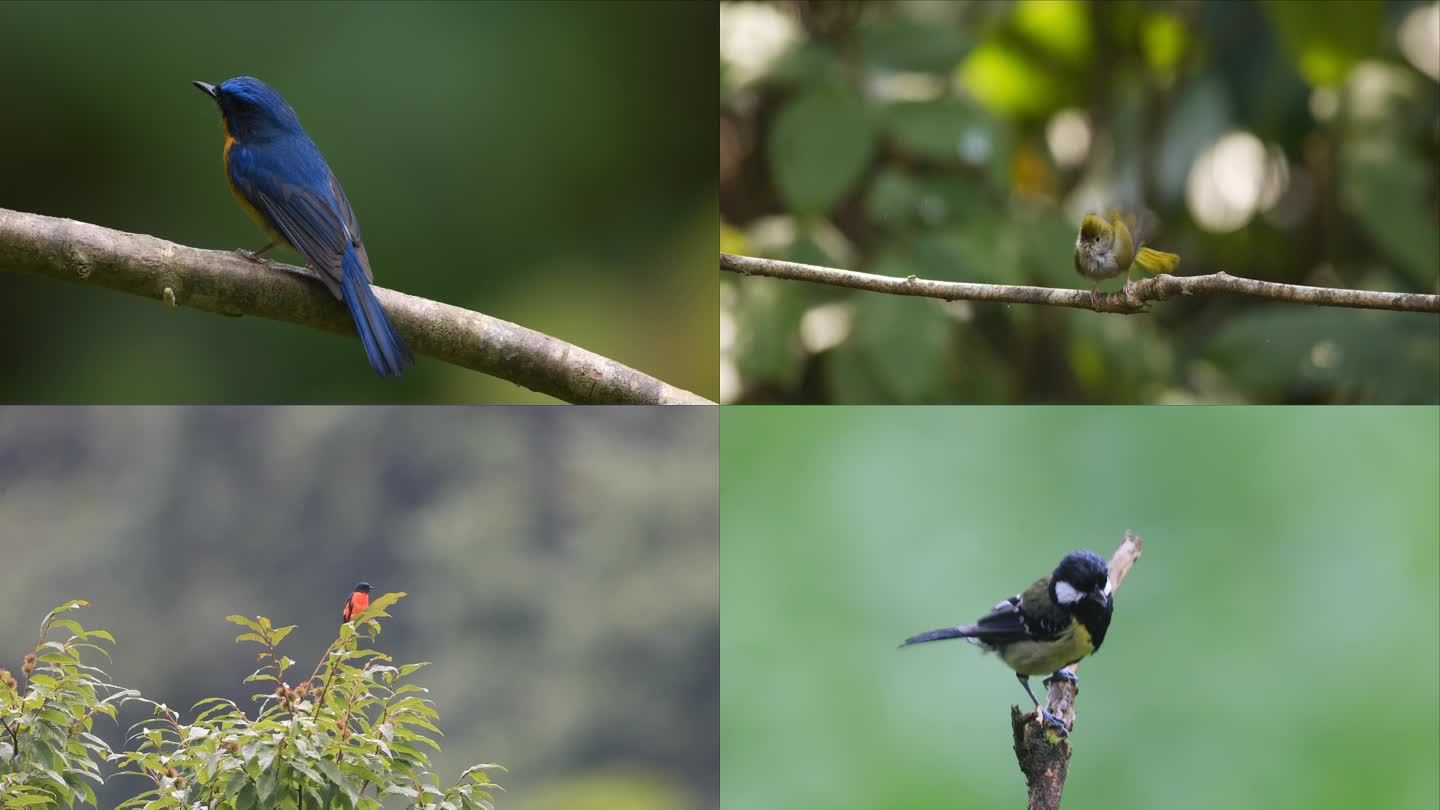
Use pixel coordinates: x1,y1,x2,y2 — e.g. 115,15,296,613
112,592,501,809
0,600,132,808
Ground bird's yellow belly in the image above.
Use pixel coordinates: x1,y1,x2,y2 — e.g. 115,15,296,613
1000,622,1094,675
224,134,287,246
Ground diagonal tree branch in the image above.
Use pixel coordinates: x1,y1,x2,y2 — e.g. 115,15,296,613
0,208,713,404
722,253,1440,314
1011,531,1144,810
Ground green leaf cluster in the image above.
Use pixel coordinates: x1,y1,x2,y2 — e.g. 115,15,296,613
0,601,132,809
107,593,501,810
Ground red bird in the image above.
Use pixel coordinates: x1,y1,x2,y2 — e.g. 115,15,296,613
342,582,372,624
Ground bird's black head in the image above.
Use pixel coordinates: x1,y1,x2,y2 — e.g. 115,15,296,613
193,76,303,140
354,582,372,593
1049,550,1109,608
1051,549,1114,652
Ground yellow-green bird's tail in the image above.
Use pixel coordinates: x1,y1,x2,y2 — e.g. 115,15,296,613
1134,246,1180,275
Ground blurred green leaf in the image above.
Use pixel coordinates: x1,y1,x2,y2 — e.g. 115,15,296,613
1204,307,1439,402
769,87,876,215
859,17,970,73
1013,0,1092,66
1155,77,1234,203
1265,0,1380,87
882,99,1002,168
733,281,809,391
837,255,951,402
865,169,923,227
867,174,1003,236
824,339,891,403
1340,142,1440,286
1019,210,1084,288
734,231,853,392
1140,10,1187,75
1063,308,1168,399
913,223,1017,285
958,41,1064,120
766,40,846,88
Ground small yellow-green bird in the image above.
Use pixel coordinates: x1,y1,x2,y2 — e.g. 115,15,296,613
1073,211,1181,308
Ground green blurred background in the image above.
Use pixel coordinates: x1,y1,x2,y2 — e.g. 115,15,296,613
720,0,1440,403
721,406,1439,809
0,407,718,809
0,1,716,402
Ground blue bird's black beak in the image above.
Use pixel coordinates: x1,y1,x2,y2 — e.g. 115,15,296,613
192,81,218,99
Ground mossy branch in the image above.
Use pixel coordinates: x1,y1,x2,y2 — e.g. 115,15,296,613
1010,531,1144,810
0,208,713,403
721,253,1440,314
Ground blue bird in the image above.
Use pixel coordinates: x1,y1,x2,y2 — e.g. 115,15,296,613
194,76,413,377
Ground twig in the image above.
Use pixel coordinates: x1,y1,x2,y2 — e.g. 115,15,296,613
307,637,345,720
2,718,18,759
1011,531,1144,810
721,253,1440,314
0,208,713,404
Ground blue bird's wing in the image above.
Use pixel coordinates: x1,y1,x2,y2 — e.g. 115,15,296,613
326,171,374,283
251,182,347,297
226,138,409,376
228,148,372,298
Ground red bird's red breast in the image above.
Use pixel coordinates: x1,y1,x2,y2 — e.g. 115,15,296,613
343,591,370,623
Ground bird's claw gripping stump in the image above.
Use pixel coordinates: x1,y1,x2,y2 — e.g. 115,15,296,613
1042,669,1078,688
1038,707,1070,736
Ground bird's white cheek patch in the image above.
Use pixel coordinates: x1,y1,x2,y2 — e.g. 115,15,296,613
1055,581,1082,604
1103,578,1113,597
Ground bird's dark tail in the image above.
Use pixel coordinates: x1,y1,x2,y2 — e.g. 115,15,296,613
340,250,413,377
898,625,979,649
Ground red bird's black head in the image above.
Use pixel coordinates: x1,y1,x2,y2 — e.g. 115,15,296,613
354,582,372,593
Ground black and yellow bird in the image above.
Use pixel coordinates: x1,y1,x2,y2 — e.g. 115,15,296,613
900,550,1113,734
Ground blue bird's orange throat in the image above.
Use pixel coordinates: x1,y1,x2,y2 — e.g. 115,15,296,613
221,128,286,246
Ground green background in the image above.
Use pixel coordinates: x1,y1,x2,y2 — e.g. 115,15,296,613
721,406,1439,809
0,1,716,403
0,407,718,809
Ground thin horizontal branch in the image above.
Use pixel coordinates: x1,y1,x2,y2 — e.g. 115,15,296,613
722,253,1440,314
0,208,713,404
1010,531,1144,810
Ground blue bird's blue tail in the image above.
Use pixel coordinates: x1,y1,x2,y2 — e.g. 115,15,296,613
340,249,413,377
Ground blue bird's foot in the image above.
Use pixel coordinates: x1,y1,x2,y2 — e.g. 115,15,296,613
1043,670,1078,688
1039,708,1071,736
236,242,277,263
